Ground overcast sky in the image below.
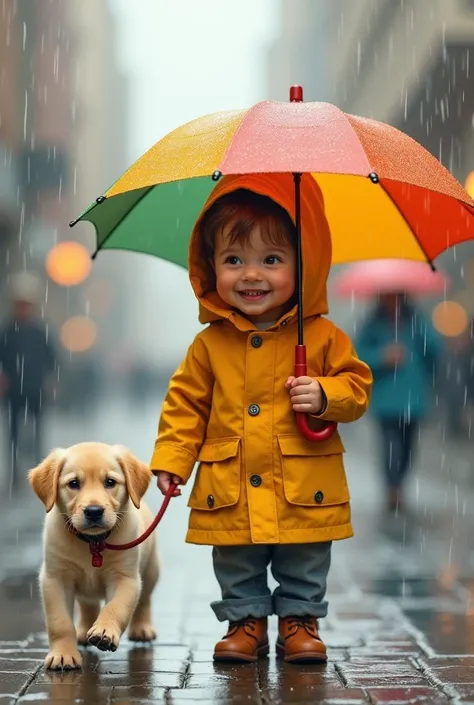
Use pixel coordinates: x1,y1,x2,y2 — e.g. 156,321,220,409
112,0,277,157
110,0,278,361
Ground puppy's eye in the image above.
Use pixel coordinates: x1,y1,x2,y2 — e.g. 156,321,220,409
105,478,117,489
68,479,80,490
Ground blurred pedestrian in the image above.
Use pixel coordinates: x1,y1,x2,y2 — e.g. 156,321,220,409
0,272,59,491
355,293,442,513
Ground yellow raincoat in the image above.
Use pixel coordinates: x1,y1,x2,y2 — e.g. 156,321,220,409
150,173,372,546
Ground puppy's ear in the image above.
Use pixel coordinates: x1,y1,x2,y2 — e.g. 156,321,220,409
29,449,67,512
113,445,151,508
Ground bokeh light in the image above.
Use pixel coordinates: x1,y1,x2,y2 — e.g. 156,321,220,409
432,300,468,337
46,241,91,287
60,316,97,352
465,172,474,200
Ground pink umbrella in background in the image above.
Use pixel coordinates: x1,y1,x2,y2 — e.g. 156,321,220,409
332,259,450,298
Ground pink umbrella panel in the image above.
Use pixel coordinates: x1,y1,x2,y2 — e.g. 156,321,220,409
333,259,450,298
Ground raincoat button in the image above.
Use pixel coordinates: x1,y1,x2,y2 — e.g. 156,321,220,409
314,491,324,504
251,335,263,348
248,404,260,416
250,474,262,487
207,494,214,508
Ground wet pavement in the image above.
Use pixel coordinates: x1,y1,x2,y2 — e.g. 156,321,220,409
0,397,474,703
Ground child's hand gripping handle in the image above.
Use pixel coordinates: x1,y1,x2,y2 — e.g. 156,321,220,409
294,345,337,442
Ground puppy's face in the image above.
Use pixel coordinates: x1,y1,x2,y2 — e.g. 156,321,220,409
29,442,151,535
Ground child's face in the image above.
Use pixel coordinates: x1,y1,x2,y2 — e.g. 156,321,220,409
213,222,296,324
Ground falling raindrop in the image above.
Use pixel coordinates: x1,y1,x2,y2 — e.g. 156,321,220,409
23,90,28,143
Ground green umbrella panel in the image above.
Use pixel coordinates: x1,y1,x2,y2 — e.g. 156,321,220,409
72,176,215,268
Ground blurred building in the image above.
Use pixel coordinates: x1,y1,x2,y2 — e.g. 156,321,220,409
0,0,130,403
66,0,132,361
267,0,474,433
0,0,76,300
267,0,333,102
268,0,474,276
0,1,21,277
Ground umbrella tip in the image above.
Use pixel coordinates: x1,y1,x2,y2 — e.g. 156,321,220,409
212,171,222,182
96,195,106,204
69,218,79,228
290,85,303,103
91,249,98,260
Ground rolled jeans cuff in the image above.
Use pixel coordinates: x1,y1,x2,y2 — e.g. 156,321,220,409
274,596,328,619
210,595,273,622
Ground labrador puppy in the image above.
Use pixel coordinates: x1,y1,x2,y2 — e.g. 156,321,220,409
29,442,159,670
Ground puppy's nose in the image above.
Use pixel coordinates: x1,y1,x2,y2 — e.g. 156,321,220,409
84,505,105,521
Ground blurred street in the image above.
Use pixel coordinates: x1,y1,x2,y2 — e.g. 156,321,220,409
0,394,472,703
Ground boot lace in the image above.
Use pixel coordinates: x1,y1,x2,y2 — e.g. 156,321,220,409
228,617,257,632
286,616,318,635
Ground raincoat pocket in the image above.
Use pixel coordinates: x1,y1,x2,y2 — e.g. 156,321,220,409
277,434,350,507
187,437,241,511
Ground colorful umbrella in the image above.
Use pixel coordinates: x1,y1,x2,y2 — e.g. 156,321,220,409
71,86,474,442
333,259,450,298
71,87,474,269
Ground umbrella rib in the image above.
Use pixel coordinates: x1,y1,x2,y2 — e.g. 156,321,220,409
377,180,436,271
90,186,154,259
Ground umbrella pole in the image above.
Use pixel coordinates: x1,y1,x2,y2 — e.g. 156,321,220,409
292,172,309,394
293,172,304,347
293,171,308,380
292,169,336,443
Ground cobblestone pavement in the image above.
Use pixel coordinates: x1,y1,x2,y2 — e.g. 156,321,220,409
0,396,473,703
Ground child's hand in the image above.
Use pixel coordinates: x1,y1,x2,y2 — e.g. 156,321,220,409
155,471,182,497
285,376,326,414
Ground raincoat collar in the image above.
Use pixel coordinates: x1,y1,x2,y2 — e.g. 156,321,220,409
188,173,332,331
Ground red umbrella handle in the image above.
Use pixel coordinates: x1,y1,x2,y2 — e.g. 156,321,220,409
294,345,337,442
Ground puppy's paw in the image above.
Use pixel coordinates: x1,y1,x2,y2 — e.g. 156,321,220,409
45,645,83,670
87,623,121,652
128,622,157,642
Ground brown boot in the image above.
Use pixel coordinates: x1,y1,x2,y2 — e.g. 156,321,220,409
213,617,269,662
276,616,327,663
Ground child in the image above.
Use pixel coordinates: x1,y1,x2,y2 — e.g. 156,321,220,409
151,173,372,663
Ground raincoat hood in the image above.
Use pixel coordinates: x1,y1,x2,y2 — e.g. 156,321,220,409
188,173,332,328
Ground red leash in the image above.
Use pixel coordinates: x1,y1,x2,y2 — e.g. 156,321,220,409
85,483,177,568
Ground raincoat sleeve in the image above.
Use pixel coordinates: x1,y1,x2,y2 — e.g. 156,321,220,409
312,325,372,423
150,335,213,484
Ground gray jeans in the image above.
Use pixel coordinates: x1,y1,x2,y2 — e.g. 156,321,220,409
211,542,332,622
